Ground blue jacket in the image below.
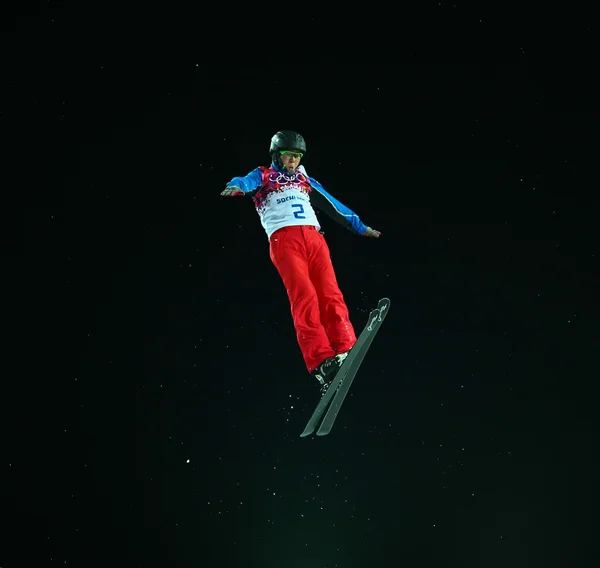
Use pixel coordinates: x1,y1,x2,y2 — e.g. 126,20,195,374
226,162,368,236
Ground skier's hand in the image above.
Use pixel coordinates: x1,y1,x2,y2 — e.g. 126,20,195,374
221,186,244,197
363,227,381,238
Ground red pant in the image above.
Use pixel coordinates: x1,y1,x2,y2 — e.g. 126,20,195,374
269,225,357,373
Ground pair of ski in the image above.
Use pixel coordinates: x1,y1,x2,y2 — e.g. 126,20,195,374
300,297,390,438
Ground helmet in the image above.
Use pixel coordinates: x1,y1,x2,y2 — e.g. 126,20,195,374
269,130,307,157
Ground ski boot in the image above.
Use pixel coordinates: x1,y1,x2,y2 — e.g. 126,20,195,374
311,351,349,396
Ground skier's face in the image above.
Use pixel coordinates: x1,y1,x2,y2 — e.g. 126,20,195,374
280,150,303,173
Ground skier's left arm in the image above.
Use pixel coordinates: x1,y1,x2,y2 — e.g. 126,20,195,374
306,172,381,238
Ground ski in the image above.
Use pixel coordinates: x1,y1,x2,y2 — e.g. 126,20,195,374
300,298,390,438
316,297,390,436
299,306,379,438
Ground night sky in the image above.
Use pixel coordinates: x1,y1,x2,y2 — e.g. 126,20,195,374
5,12,599,568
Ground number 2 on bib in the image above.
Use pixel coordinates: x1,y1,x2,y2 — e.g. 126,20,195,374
291,203,306,219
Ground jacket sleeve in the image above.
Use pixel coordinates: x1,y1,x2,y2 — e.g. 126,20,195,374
225,168,263,194
306,173,368,236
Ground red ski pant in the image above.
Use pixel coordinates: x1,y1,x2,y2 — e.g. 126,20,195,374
269,225,357,373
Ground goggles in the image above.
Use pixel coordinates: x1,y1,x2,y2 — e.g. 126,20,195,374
280,150,304,159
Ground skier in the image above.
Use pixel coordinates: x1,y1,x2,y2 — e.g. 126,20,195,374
221,130,381,395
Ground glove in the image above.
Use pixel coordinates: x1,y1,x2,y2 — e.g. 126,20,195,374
220,186,244,196
363,227,381,238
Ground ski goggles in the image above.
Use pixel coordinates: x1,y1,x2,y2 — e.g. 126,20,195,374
280,150,304,159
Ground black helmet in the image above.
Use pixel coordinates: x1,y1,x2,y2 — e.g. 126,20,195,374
269,130,307,156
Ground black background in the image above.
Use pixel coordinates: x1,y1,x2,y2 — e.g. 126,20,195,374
4,5,598,567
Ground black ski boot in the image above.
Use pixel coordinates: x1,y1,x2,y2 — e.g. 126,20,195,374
311,351,349,396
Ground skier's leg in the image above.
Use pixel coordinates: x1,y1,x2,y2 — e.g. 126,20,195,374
306,228,357,354
270,226,336,373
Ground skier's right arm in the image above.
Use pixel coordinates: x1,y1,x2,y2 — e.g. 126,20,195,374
221,168,263,196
